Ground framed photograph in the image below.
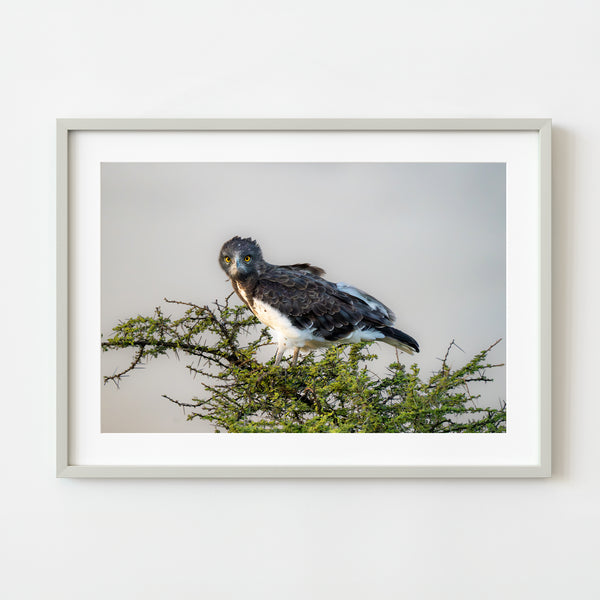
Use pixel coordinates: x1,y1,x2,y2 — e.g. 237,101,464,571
56,118,551,477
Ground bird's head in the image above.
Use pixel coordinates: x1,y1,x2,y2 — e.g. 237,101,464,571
219,236,264,281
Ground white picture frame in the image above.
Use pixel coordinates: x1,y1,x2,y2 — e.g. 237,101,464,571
56,118,551,478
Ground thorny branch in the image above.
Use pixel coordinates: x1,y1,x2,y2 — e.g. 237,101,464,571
104,344,147,386
102,297,506,433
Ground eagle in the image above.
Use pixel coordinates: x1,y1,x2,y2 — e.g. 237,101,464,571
219,236,419,366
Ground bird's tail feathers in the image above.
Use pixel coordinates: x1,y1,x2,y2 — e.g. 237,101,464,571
380,326,420,354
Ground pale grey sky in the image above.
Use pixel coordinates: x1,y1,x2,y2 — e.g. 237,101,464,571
101,162,505,432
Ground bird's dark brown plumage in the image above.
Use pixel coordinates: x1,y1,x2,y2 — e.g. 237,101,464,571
218,236,419,357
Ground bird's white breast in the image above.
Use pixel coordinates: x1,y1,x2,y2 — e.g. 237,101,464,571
252,298,296,335
251,299,324,349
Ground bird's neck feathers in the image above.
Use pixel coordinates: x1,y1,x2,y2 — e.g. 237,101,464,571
231,270,258,286
229,260,267,288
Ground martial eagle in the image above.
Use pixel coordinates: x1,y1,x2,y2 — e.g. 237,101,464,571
219,236,419,366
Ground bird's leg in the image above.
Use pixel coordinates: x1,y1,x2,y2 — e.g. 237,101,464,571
274,343,285,366
291,348,299,368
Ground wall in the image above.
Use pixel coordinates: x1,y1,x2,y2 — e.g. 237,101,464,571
1,1,598,598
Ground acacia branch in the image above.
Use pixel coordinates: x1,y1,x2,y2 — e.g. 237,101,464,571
102,297,506,433
162,394,202,409
104,344,146,386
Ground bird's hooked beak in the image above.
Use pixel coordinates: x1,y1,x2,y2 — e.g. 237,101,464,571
229,257,242,278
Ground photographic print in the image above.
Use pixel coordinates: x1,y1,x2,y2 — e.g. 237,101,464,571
101,162,506,434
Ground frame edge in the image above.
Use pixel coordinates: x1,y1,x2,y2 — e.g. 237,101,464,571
54,117,550,132
56,120,69,477
538,119,552,477
57,464,549,478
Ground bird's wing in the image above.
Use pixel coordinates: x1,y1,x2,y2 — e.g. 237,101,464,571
254,268,392,341
280,263,326,277
335,282,396,323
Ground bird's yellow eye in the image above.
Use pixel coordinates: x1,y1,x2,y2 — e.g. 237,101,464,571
224,256,231,263
244,255,252,262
